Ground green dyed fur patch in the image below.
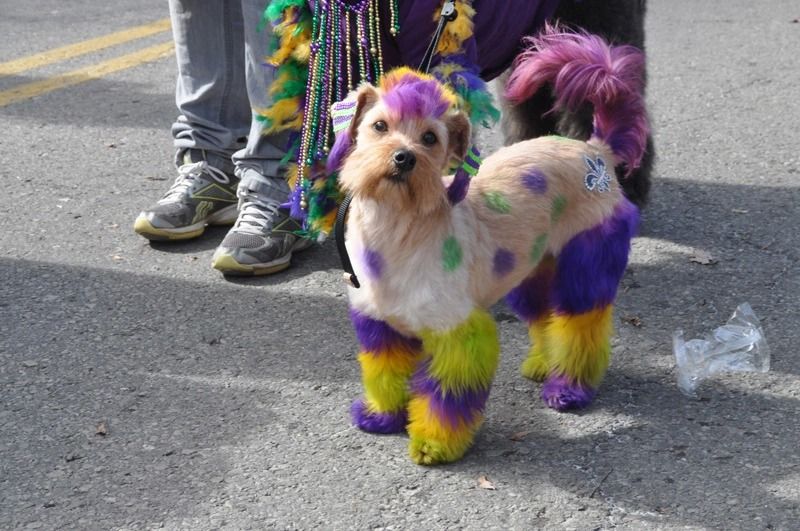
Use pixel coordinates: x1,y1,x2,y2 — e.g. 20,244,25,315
530,234,548,264
442,237,463,272
483,191,512,214
551,195,567,223
420,309,500,394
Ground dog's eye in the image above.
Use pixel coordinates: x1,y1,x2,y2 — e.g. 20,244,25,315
422,131,437,146
373,120,388,133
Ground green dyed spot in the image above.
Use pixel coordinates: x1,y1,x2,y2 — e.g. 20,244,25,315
483,191,512,214
549,135,579,144
530,234,548,264
551,195,567,223
442,236,463,272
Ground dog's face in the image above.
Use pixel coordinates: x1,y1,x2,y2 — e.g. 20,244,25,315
336,72,471,215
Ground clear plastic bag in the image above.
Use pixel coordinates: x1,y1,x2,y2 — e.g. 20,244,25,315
673,303,770,397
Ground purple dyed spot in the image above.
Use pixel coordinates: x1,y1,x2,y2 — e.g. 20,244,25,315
541,374,596,411
522,169,548,194
349,309,422,352
409,360,490,428
351,399,408,434
492,248,516,277
363,248,385,280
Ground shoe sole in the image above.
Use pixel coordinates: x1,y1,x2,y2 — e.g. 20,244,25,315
133,204,238,241
211,239,313,276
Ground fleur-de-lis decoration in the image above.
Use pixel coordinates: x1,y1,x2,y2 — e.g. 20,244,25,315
584,155,611,193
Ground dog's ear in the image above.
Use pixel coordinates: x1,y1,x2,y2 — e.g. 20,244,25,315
348,83,380,141
446,110,471,164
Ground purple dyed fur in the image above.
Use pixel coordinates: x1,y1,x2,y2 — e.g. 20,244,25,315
363,248,385,280
349,309,422,352
541,374,596,411
409,360,490,428
351,399,408,434
383,76,450,120
522,169,548,194
551,200,639,315
505,267,553,322
447,170,470,205
505,28,649,174
493,248,516,277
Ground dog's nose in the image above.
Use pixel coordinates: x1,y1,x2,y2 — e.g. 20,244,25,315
392,149,416,172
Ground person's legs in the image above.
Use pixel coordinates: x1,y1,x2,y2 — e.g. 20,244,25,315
211,0,310,276
134,0,250,241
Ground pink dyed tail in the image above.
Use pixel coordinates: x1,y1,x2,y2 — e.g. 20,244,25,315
505,26,649,175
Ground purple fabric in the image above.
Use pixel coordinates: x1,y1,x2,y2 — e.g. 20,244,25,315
383,75,451,119
541,373,596,411
493,248,516,277
522,169,548,194
379,0,562,81
351,399,408,433
505,266,554,322
326,126,352,174
409,360,490,428
447,170,470,205
551,200,639,315
349,309,422,352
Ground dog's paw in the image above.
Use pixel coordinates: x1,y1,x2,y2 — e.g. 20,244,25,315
520,351,549,382
408,437,464,465
541,374,596,411
351,399,408,434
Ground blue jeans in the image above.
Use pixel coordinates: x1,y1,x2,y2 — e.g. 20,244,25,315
168,0,290,201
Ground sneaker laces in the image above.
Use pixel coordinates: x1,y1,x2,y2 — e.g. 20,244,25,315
233,187,282,235
159,161,231,203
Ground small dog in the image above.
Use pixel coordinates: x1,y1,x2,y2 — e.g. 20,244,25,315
331,29,649,465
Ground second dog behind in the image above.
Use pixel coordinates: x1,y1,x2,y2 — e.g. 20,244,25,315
330,29,649,465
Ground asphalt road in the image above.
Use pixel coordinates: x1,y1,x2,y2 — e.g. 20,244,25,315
2,1,799,529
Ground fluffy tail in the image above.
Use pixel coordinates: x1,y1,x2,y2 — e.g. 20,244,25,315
505,26,649,175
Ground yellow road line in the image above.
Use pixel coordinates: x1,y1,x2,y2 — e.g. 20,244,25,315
0,41,174,107
0,18,171,77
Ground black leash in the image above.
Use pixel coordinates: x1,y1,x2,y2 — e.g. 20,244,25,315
334,0,458,288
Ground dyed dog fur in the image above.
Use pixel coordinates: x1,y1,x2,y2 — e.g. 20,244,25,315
332,29,649,465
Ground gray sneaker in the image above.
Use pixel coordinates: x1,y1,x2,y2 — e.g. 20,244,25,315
211,175,311,276
134,151,239,241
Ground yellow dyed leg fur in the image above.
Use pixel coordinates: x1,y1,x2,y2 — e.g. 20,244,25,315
520,316,551,381
405,309,500,465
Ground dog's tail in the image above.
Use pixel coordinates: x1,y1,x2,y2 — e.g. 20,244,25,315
505,26,649,175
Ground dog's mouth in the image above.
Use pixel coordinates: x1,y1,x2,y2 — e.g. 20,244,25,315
387,171,409,184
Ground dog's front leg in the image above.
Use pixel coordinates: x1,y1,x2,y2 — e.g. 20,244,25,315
406,309,500,465
349,310,423,434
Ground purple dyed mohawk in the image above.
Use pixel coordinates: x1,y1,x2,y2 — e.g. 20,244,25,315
505,26,649,175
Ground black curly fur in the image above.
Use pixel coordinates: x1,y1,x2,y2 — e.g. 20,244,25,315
499,0,653,207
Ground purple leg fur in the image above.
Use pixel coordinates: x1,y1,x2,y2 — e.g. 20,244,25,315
541,374,596,411
351,399,408,434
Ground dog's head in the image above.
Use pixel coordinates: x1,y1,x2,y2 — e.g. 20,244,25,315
331,68,471,215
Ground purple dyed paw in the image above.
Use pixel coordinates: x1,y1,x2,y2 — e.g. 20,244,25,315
541,374,596,411
350,399,408,434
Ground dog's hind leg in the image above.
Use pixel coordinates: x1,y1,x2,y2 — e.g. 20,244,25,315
406,309,500,465
349,310,423,434
505,258,556,381
542,201,639,411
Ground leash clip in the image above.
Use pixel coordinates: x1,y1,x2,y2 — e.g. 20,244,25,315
343,272,361,289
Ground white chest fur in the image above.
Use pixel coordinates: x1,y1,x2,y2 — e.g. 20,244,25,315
345,200,476,334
